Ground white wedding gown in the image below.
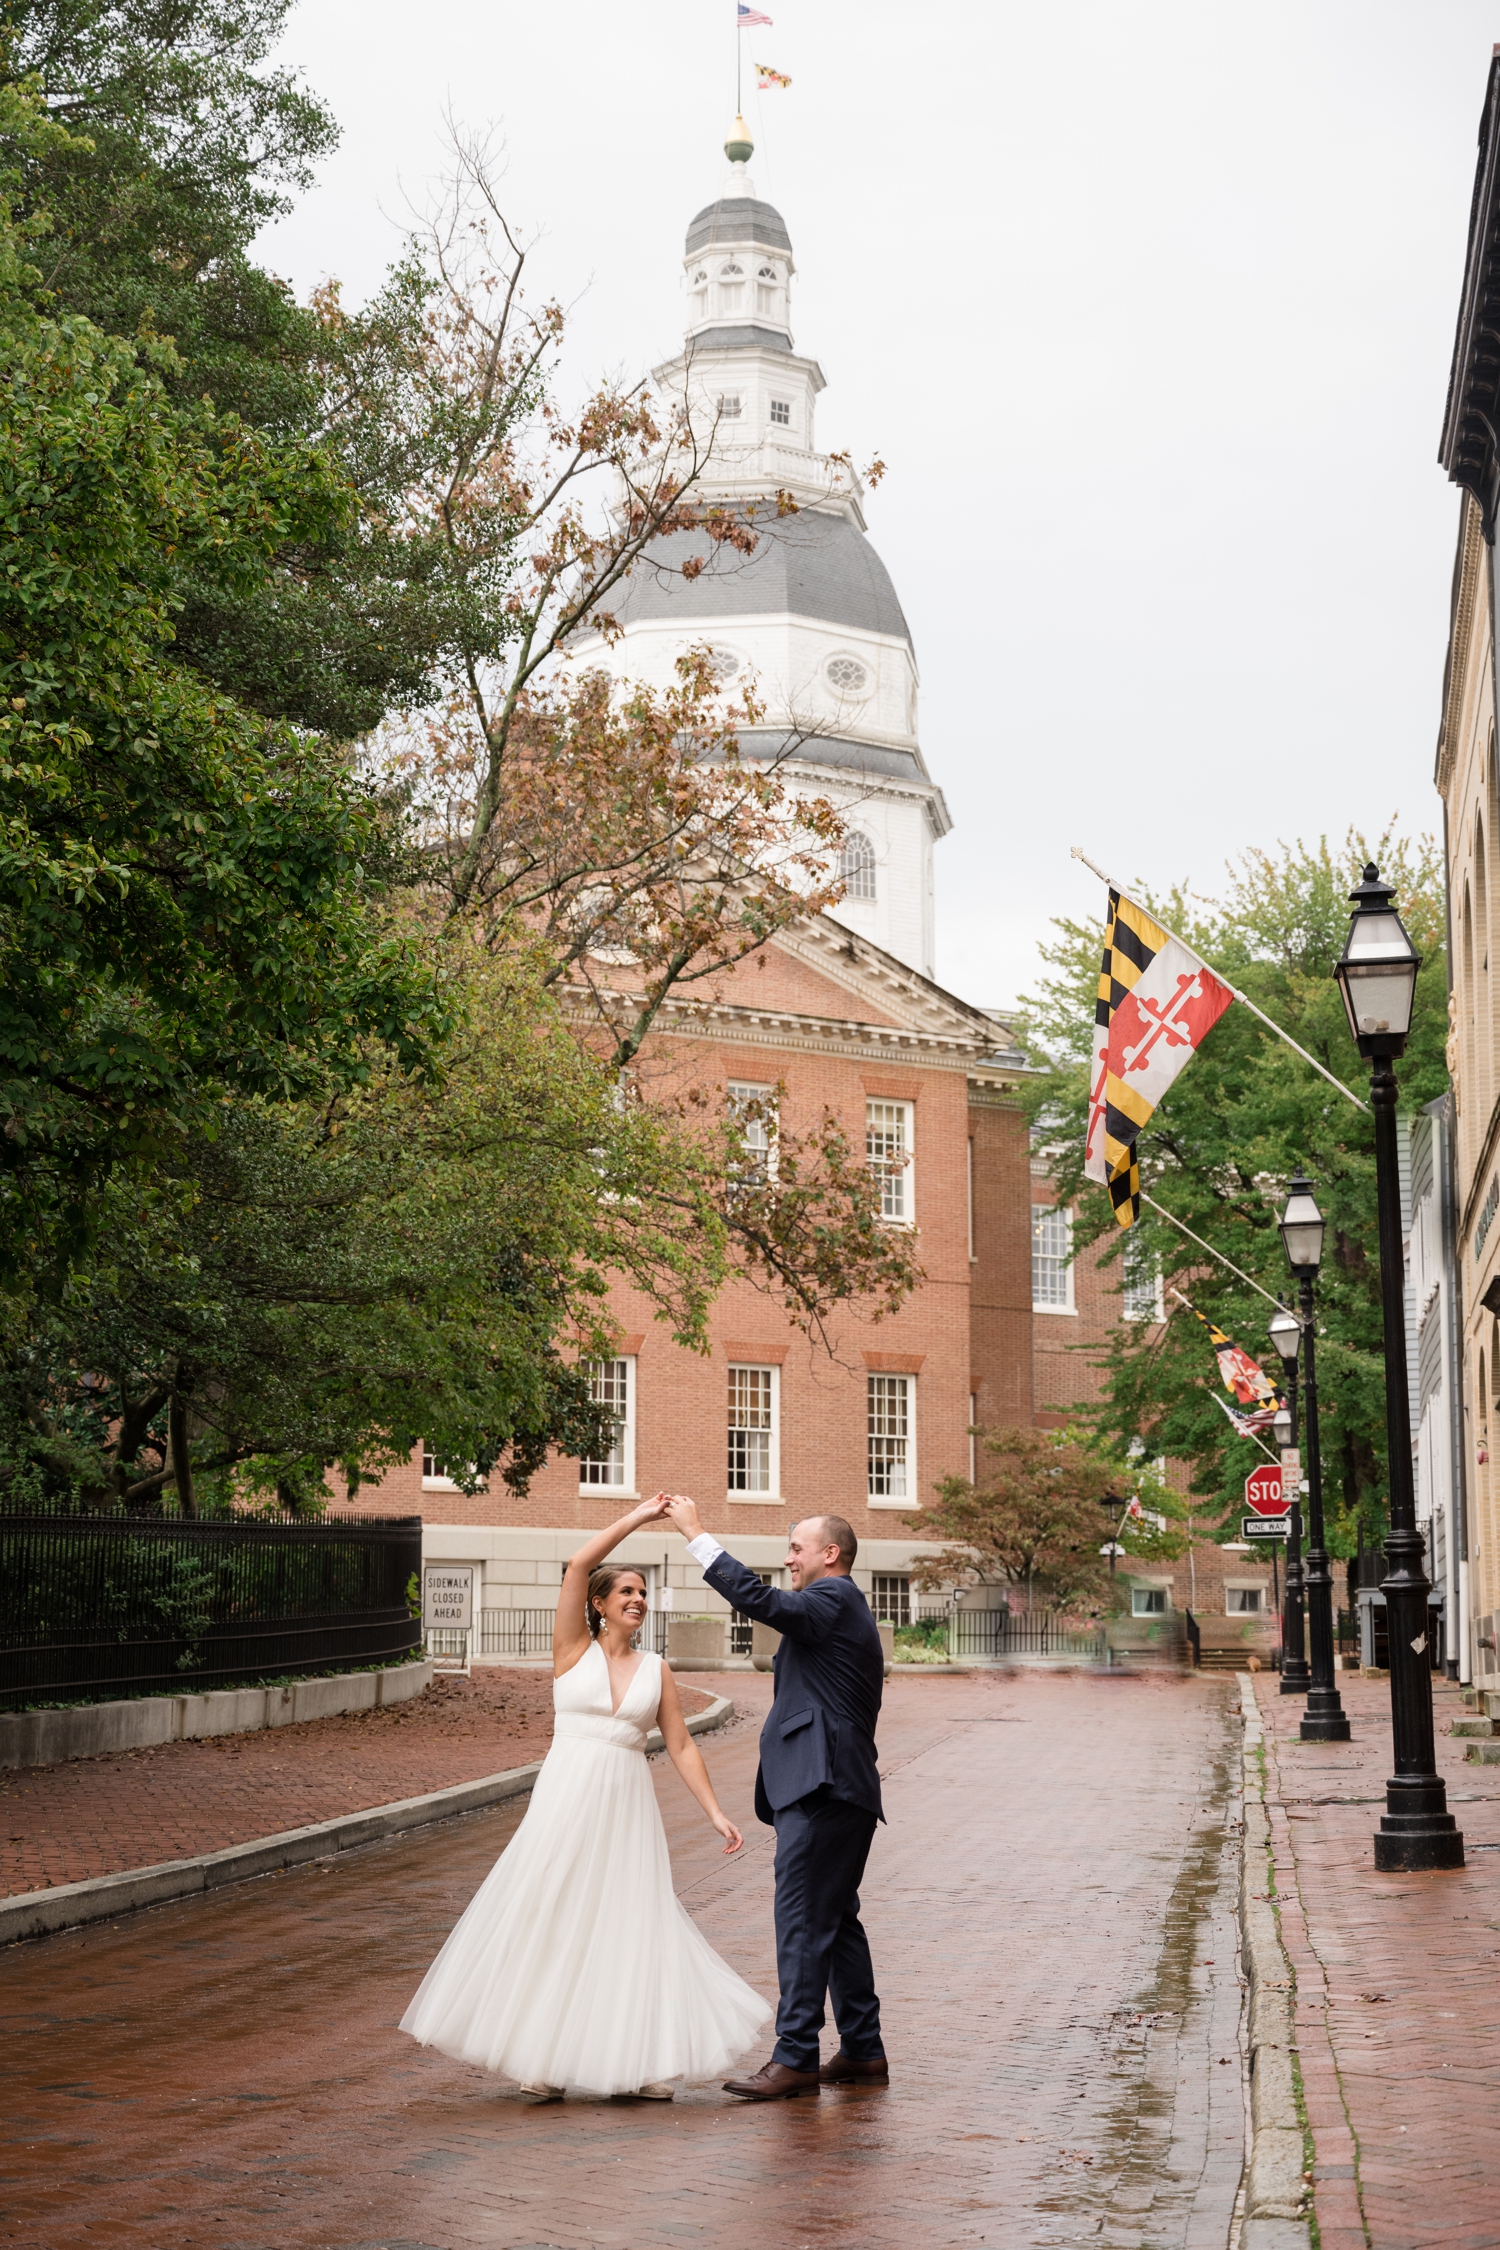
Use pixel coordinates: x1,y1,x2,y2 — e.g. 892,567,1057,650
399,1640,771,2093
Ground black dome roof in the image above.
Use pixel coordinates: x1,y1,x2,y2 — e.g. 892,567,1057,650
610,510,911,646
685,197,792,258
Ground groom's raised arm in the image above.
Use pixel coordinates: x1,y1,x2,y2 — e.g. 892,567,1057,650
684,1530,841,1645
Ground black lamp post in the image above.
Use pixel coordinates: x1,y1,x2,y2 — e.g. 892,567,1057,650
1277,1174,1350,1742
1333,864,1463,1870
1268,1299,1310,1695
1100,1493,1128,1580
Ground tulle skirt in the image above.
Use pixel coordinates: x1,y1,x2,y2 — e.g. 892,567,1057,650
398,1732,771,2093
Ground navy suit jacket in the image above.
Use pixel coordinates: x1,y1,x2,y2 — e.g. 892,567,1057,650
703,1551,885,1826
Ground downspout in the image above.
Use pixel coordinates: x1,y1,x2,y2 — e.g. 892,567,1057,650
1442,793,1472,1682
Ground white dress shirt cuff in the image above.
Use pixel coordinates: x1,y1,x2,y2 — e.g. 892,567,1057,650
686,1531,725,1574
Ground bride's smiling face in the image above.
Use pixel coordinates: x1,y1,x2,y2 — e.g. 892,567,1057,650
595,1572,648,1637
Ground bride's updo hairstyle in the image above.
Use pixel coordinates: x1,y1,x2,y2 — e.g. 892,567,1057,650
587,1565,647,1637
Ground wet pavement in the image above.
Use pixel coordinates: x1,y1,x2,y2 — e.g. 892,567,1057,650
0,1667,1244,2250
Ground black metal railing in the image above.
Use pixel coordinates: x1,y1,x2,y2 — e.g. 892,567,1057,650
474,1608,559,1658
1,1511,422,1712
1184,1608,1202,1668
942,1608,1106,1661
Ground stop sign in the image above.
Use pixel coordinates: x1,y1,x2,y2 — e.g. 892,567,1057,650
1245,1464,1288,1516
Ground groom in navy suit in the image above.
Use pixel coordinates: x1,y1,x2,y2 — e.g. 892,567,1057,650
664,1498,888,2100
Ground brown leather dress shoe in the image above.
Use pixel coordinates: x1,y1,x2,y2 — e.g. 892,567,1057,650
722,2060,822,2100
819,2051,890,2084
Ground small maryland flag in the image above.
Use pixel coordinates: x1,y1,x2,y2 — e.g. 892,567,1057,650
1084,889,1234,1228
756,63,792,87
1179,1296,1283,1432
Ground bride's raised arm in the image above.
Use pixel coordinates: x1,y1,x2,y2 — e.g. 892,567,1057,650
553,1496,670,1671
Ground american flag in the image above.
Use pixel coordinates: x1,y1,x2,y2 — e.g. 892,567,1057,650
738,4,773,26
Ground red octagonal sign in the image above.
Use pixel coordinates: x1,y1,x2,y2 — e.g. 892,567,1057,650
1245,1464,1288,1517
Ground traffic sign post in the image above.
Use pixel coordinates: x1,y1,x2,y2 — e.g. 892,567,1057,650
1244,1463,1289,1517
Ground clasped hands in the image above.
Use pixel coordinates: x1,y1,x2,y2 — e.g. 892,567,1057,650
629,1492,705,1541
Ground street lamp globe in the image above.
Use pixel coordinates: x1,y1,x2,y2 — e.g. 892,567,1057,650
1272,1405,1293,1450
1333,864,1421,1058
1268,1301,1302,1371
1278,1173,1325,1277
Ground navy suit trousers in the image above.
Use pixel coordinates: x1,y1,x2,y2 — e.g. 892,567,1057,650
770,1789,883,2070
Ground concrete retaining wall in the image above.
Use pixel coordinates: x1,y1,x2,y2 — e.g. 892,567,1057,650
0,1661,433,1770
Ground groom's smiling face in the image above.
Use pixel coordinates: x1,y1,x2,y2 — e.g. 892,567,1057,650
785,1520,839,1589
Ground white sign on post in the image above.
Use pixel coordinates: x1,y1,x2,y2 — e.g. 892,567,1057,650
1280,1447,1302,1502
422,1565,474,1632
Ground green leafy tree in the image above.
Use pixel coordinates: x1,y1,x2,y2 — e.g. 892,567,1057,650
1018,833,1447,1553
906,1424,1187,1614
0,76,443,1260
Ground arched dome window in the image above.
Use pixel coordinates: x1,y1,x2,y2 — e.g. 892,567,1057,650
841,831,876,901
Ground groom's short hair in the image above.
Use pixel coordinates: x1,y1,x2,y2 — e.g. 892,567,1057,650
805,1513,857,1570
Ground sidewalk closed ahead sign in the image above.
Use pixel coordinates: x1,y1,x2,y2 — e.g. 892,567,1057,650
422,1566,474,1632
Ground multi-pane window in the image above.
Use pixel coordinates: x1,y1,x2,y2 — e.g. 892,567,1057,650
727,1081,776,1191
867,1099,912,1223
731,1569,776,1654
868,1373,911,1501
1123,1241,1164,1323
717,392,743,417
870,1572,911,1626
580,1358,633,1490
1032,1203,1074,1311
770,398,791,425
841,831,876,901
422,1449,455,1488
1227,1587,1265,1615
728,1365,776,1494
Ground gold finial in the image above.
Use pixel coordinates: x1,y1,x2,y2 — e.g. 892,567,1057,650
725,114,754,165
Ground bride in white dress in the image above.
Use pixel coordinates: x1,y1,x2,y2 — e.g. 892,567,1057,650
399,1497,770,2100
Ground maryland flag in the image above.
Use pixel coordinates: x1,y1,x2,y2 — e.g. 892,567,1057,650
1180,1297,1283,1433
756,63,792,87
1084,889,1234,1227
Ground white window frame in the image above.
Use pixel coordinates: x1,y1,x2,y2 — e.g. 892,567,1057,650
1122,1242,1165,1323
867,1372,914,1507
727,1081,778,1189
727,1363,780,1501
422,1449,486,1493
769,396,791,425
1226,1582,1268,1617
1131,1585,1168,1617
867,1099,914,1226
579,1356,637,1495
841,832,877,902
1032,1202,1075,1314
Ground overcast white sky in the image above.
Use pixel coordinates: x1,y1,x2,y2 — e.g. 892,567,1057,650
259,1,1500,1007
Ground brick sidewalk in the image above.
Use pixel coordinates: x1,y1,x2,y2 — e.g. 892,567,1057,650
1252,1671,1500,2250
0,1667,1244,2250
1,1667,713,1896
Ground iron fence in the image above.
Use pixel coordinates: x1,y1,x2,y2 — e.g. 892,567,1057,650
0,1511,422,1713
475,1609,559,1658
900,1606,1106,1662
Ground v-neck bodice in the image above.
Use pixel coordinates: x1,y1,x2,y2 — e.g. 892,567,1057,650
552,1640,662,1751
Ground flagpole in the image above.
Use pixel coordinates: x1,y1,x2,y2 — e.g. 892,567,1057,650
736,0,741,115
1151,1203,1282,1306
1070,846,1369,1115
1206,1386,1281,1465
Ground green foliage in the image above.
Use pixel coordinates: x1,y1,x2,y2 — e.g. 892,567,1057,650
0,75,444,1258
2,5,449,735
1018,833,1446,1550
907,1423,1188,1613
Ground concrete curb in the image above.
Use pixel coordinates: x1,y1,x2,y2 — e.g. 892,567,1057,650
1237,1674,1312,2244
0,1660,435,1770
0,1692,734,1948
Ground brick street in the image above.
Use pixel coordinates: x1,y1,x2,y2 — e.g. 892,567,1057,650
0,1670,711,1898
1,1667,1242,2250
1252,1671,1500,2250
